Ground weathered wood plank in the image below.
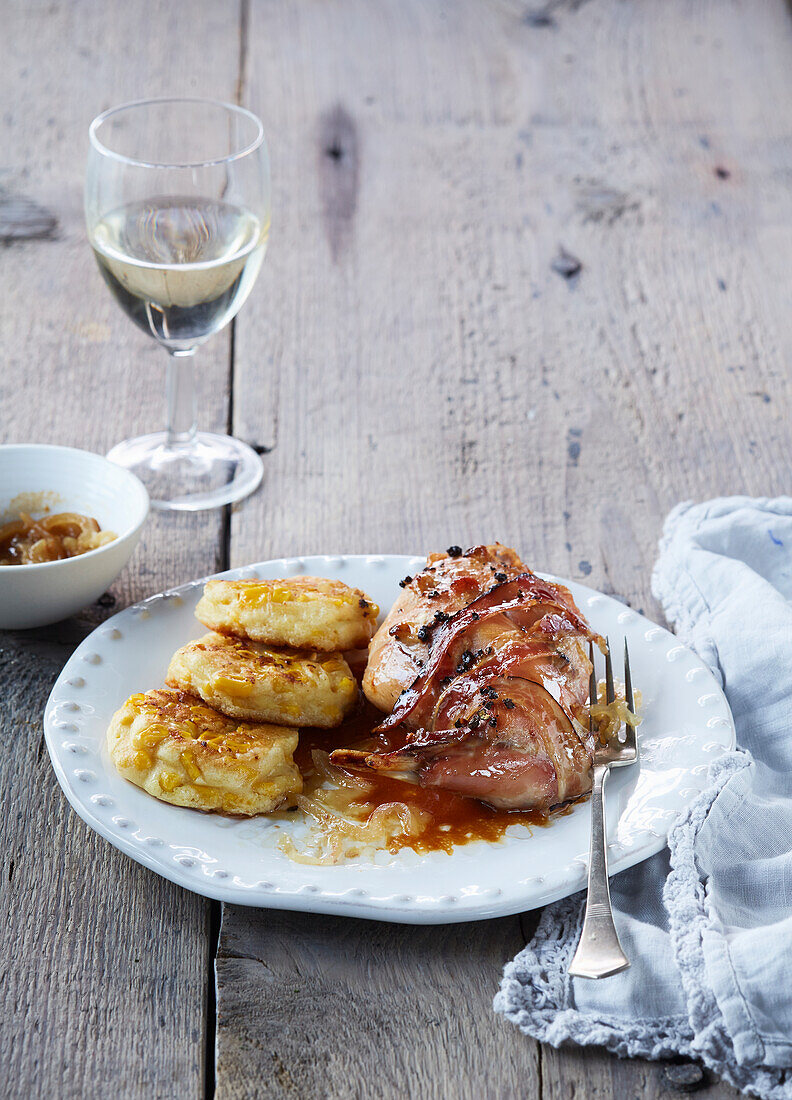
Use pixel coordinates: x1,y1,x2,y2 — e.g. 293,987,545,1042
542,1043,741,1100
0,2,242,1096
218,0,548,1094
215,0,788,1095
216,909,535,1100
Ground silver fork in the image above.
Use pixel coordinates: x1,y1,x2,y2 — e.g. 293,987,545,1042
568,638,638,979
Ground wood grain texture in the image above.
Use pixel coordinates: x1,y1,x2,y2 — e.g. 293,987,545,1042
0,2,241,1097
230,0,791,603
214,0,789,1095
542,1042,744,1100
216,909,537,1100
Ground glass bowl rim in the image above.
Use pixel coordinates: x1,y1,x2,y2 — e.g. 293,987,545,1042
88,96,266,170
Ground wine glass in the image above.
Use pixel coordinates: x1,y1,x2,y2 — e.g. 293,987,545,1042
85,98,271,511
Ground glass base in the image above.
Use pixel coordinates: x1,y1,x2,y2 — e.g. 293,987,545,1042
107,431,263,511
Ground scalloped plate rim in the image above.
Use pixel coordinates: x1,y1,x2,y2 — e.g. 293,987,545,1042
43,554,736,924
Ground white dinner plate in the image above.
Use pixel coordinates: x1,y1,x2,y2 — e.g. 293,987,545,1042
44,555,735,924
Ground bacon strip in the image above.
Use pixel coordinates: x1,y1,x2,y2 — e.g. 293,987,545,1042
376,573,595,734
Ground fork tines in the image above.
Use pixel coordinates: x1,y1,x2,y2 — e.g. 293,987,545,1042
590,636,636,746
624,638,634,714
605,636,616,706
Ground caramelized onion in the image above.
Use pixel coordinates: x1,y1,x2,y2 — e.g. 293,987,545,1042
0,511,116,565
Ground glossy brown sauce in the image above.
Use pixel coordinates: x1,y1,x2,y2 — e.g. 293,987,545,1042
295,698,578,855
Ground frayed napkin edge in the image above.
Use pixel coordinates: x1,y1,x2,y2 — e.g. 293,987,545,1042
495,498,792,1099
494,758,792,1098
664,751,766,1070
494,894,695,1062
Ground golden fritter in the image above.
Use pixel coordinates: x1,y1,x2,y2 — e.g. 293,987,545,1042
195,576,379,652
166,633,358,728
106,687,302,815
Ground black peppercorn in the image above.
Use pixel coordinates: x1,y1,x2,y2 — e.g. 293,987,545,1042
457,649,476,673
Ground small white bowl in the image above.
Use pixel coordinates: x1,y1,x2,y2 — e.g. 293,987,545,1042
0,445,149,629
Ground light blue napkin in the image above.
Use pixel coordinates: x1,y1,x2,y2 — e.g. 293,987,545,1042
495,498,792,1098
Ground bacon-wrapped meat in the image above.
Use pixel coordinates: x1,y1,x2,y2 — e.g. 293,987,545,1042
334,545,600,812
362,543,526,713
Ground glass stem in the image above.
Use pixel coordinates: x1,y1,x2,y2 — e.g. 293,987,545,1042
165,348,198,447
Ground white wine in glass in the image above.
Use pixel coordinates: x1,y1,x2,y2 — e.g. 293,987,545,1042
85,98,271,511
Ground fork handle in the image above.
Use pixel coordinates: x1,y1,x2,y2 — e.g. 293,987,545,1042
568,763,630,979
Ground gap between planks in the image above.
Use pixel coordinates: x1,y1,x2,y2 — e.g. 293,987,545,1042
206,7,253,1099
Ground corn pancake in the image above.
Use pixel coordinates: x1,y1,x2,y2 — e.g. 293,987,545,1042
195,576,379,651
167,633,358,727
106,687,302,816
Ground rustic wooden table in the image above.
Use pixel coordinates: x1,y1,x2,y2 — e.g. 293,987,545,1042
3,1,790,1096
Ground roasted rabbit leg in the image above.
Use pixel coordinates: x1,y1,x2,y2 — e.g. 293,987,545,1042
336,545,600,813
